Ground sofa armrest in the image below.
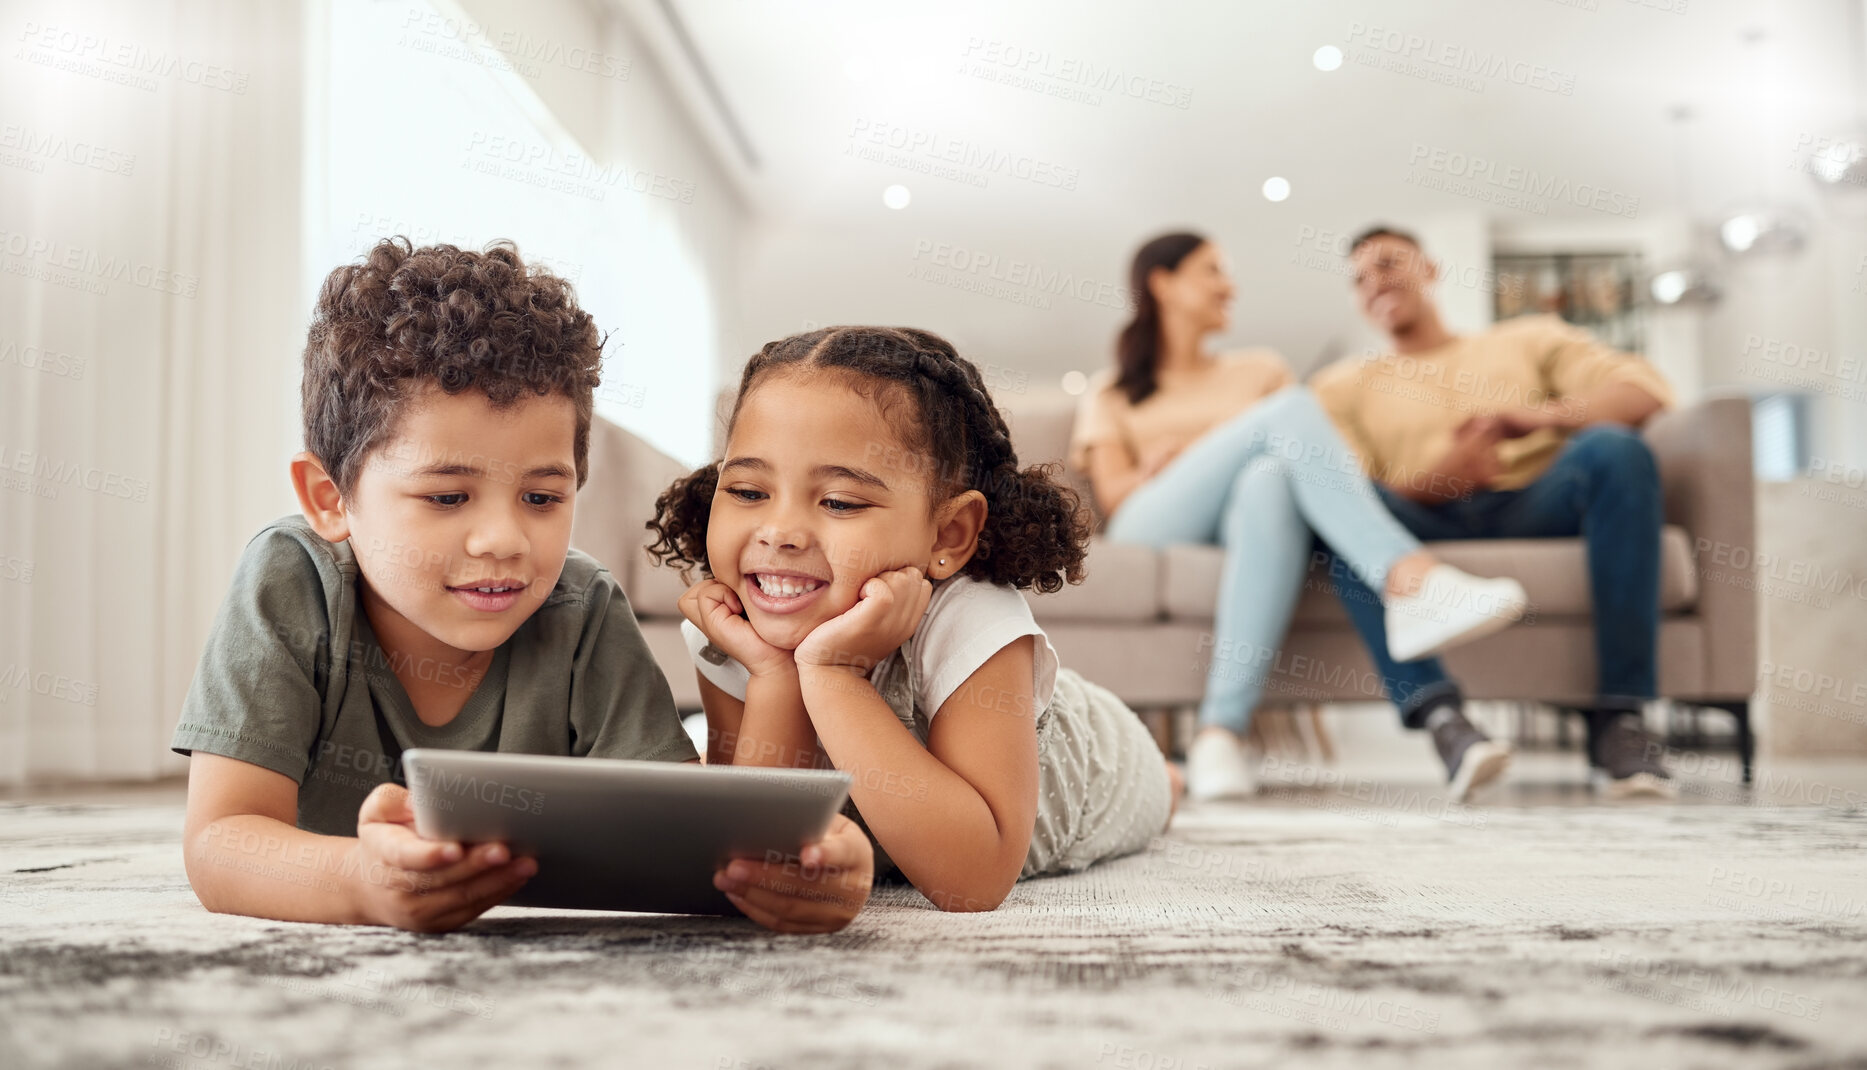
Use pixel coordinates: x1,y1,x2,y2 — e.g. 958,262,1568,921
1642,396,1757,698
571,416,692,603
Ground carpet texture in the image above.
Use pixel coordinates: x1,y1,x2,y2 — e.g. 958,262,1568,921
2,800,1864,1069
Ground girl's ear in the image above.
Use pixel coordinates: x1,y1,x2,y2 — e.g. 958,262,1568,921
929,490,987,579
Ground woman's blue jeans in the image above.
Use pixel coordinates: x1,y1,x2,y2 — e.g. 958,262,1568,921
1103,386,1418,734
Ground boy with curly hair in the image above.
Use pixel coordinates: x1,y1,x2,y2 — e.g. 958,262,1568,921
172,239,871,933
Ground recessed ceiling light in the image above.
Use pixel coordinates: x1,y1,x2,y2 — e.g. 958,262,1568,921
1261,176,1291,202
1313,46,1343,72
883,184,912,210
1060,371,1088,396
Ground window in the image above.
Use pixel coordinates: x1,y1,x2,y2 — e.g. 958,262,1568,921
307,0,717,463
1751,392,1811,482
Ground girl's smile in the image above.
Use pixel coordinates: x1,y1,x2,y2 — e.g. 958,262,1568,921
743,570,831,614
707,372,944,651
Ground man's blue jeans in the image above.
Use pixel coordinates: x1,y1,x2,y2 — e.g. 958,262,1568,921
1320,424,1664,728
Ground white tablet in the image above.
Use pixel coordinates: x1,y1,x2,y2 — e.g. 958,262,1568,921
402,749,853,915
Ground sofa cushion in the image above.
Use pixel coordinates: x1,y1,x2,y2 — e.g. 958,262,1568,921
632,559,694,619
1027,538,1161,623
570,416,692,611
1002,398,1103,526
1159,525,1698,624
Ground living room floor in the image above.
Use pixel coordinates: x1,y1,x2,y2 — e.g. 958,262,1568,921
4,717,1864,1070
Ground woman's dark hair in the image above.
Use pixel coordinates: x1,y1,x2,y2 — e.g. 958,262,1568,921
1114,231,1208,406
647,327,1091,594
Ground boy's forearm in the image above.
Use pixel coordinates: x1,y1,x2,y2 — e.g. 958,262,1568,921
797,667,1024,907
728,669,821,769
184,814,373,925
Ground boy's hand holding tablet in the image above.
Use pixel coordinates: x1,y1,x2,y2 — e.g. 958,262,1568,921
350,782,538,933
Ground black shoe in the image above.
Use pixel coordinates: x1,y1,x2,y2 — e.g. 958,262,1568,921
1589,715,1677,798
1429,710,1512,802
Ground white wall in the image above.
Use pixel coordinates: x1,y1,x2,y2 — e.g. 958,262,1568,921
1492,212,1705,406
1826,215,1867,470
735,188,1867,480
732,205,1512,423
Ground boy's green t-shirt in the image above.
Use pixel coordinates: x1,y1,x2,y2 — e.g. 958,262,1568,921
171,515,698,836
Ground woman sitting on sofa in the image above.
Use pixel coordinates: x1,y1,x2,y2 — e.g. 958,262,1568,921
1069,232,1525,802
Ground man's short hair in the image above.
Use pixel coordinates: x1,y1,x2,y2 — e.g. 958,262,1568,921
302,237,604,496
1348,225,1423,256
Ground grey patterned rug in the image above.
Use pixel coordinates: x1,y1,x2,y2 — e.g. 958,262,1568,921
2,799,1864,1070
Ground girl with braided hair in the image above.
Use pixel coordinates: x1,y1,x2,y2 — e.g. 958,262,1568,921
648,326,1179,914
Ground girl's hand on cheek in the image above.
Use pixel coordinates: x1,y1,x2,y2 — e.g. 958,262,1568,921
678,579,794,679
795,566,931,677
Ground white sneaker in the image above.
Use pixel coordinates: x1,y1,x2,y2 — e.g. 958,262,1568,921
1187,727,1256,801
1385,564,1528,663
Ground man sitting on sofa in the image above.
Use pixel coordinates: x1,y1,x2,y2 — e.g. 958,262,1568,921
1309,226,1676,798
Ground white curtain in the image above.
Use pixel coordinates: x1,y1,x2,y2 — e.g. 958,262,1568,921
0,0,305,784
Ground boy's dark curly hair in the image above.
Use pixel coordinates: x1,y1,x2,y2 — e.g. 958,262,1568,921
302,237,604,496
648,326,1091,594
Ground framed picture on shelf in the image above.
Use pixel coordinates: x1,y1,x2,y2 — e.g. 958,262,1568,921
1492,251,1646,354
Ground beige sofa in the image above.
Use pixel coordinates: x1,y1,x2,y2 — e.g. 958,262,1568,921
572,394,1759,779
